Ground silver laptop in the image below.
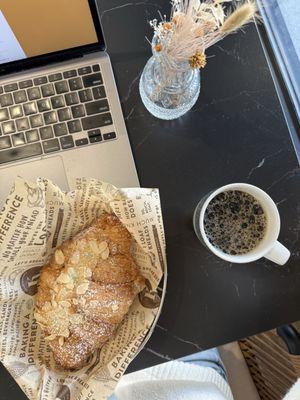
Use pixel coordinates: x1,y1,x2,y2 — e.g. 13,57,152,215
0,0,139,204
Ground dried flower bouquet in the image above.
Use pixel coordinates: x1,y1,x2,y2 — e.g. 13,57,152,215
150,0,258,69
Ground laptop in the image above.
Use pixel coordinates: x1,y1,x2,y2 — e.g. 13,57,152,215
0,0,139,204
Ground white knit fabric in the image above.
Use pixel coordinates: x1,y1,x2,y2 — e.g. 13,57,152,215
283,379,300,400
114,360,234,400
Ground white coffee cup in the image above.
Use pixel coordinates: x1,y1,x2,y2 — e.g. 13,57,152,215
193,183,290,265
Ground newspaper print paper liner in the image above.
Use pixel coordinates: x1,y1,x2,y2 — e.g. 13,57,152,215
0,177,167,400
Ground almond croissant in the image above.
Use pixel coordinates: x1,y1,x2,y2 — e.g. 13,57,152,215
34,213,145,370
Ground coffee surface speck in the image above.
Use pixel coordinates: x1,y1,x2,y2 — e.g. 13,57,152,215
204,190,267,255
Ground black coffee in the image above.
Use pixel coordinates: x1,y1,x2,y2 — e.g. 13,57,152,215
204,190,267,255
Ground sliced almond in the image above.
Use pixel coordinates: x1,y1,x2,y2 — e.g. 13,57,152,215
111,304,119,312
72,298,78,305
90,240,100,255
67,267,76,279
85,267,92,278
57,286,68,299
66,282,74,290
58,336,64,347
61,328,70,338
59,300,71,308
70,251,80,265
79,297,86,307
45,334,56,341
51,300,58,309
57,272,71,284
34,312,47,324
53,284,60,293
101,246,110,260
69,314,83,325
76,282,89,295
54,249,65,265
98,241,108,254
42,302,52,312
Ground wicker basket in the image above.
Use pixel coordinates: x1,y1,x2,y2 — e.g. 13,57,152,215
239,327,300,400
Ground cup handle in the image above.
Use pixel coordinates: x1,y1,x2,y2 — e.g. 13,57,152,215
265,241,290,265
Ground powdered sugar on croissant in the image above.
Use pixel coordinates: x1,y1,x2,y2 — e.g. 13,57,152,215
34,213,145,370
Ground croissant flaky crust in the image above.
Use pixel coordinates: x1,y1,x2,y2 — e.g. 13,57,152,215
34,213,145,370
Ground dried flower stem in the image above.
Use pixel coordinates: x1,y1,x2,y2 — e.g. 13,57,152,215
150,0,258,69
221,2,257,34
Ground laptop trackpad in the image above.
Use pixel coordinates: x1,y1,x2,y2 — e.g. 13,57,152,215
0,156,69,205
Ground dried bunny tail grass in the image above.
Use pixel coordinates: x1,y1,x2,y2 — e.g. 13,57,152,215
221,1,257,34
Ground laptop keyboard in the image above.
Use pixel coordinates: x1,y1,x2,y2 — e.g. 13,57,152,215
0,63,116,165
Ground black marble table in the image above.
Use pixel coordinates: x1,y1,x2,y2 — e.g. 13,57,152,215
97,0,300,371
1,1,300,398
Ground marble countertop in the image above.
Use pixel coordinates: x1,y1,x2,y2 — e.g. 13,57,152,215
97,0,300,371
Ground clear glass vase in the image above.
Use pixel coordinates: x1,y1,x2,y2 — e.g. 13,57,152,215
139,47,201,120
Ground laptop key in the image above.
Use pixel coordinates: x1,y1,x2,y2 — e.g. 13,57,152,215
49,73,62,82
30,114,43,128
79,89,92,103
2,121,16,134
103,132,116,140
40,126,53,140
26,129,39,143
69,77,83,91
0,109,9,122
85,100,109,115
88,129,101,138
27,87,41,100
92,64,100,72
81,113,112,130
12,133,26,146
60,135,74,149
9,105,23,119
75,138,88,146
67,119,81,133
89,135,102,143
92,86,106,100
55,81,69,94
51,95,65,109
19,80,33,89
0,93,13,107
43,138,60,153
82,73,103,88
54,122,68,136
65,92,79,106
71,104,85,118
0,87,3,94
23,102,37,115
58,108,71,122
63,70,77,79
0,142,42,164
0,136,11,149
88,129,102,143
16,118,29,131
78,66,92,75
44,111,57,125
37,99,51,112
14,90,27,104
34,76,47,85
41,83,55,97
4,83,18,92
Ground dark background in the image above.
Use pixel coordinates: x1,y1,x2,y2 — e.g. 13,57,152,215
97,0,300,370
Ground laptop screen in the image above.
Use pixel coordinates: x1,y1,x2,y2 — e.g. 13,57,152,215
0,0,100,66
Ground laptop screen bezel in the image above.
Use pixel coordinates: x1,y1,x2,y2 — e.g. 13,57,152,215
0,0,105,75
